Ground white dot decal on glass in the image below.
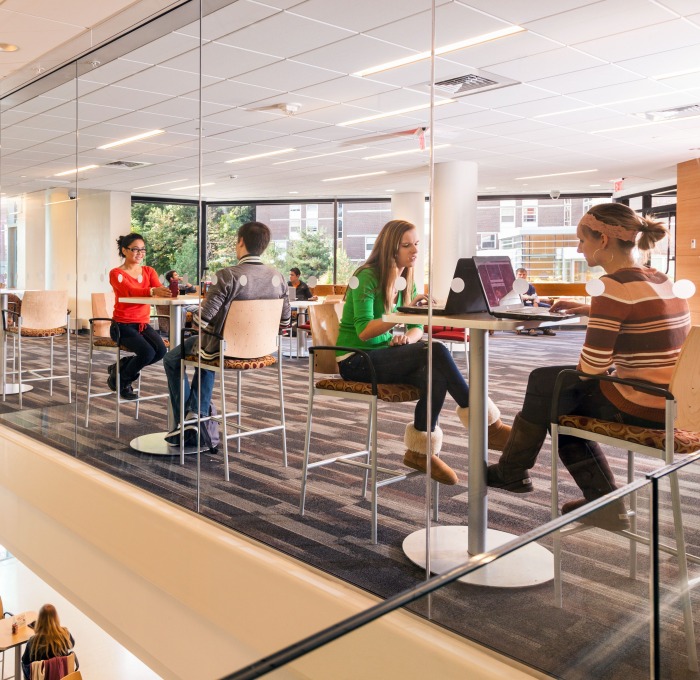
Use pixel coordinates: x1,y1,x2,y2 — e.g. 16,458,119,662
159,274,165,285
240,274,248,287
210,273,218,285
395,276,407,291
117,274,123,284
137,275,143,284
673,279,696,300
272,275,281,287
349,276,360,290
513,278,529,295
307,276,318,288
586,279,605,297
450,277,465,293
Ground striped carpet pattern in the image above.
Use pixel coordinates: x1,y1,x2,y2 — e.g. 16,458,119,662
1,329,699,679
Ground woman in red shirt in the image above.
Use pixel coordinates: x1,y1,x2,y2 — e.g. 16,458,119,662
109,233,170,399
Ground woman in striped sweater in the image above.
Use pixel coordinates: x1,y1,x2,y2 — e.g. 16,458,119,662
487,203,690,529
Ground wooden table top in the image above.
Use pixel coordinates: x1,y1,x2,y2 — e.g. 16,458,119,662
0,610,37,651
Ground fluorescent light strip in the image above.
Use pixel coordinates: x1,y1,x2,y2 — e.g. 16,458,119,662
339,100,454,127
225,148,295,164
54,164,99,177
514,169,598,180
170,183,216,191
97,129,164,150
322,171,387,182
653,66,700,80
273,148,367,165
354,26,525,77
592,114,700,133
363,144,450,160
133,179,189,190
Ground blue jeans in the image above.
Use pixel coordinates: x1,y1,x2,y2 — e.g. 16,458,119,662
338,341,469,432
110,322,167,384
163,336,215,427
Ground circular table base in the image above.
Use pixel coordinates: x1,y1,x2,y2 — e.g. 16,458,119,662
2,384,33,395
403,526,554,588
130,432,200,456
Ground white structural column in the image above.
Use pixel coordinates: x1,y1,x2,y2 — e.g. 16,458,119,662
432,161,478,298
391,192,426,293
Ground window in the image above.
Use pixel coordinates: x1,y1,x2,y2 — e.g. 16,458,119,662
479,233,497,250
564,199,572,227
289,204,301,240
365,235,376,256
305,204,318,233
522,200,538,226
500,200,515,227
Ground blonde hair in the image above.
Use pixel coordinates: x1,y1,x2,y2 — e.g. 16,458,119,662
31,605,71,660
353,220,417,313
580,203,667,252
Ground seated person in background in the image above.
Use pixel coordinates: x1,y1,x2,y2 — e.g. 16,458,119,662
288,268,318,301
22,604,78,679
165,269,197,295
515,267,555,336
163,222,291,444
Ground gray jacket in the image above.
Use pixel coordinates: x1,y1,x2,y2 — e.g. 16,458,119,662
193,255,291,360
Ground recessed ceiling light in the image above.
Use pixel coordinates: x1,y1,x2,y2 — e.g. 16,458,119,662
363,144,450,160
273,148,367,165
339,100,454,127
653,66,700,80
54,164,99,177
225,148,295,163
289,191,299,194
97,130,164,150
0,43,19,52
170,183,216,191
589,184,601,187
514,169,598,180
322,171,387,182
385,189,395,192
354,26,525,77
133,179,189,190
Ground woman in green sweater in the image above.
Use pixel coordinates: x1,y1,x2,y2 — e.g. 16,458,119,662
336,219,510,485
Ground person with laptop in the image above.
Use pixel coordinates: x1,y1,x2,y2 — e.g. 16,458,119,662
515,267,555,336
487,203,690,530
288,267,317,301
335,219,511,486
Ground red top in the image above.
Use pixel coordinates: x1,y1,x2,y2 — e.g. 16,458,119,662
110,265,161,324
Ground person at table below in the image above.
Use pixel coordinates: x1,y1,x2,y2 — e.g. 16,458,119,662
488,203,690,530
163,221,291,443
109,233,170,400
515,267,555,336
164,269,197,295
336,219,510,486
21,604,78,679
288,267,318,301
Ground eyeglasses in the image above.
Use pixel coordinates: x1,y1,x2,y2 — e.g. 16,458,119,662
127,247,147,254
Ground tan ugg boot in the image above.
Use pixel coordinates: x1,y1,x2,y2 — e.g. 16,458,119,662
455,398,512,451
402,424,458,485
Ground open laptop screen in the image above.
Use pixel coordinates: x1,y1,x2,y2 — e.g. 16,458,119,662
472,256,521,311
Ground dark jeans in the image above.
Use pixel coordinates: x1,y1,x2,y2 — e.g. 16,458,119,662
110,322,167,384
338,341,469,432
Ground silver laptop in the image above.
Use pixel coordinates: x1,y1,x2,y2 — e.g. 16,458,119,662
472,256,574,321
288,286,297,302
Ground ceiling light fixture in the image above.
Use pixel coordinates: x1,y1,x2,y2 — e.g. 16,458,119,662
653,66,700,80
322,171,387,182
354,26,525,77
339,100,454,127
273,148,367,165
363,144,450,160
97,130,165,150
54,165,99,177
514,169,598,180
133,179,189,190
225,148,295,163
170,183,216,191
591,114,700,133
0,43,19,52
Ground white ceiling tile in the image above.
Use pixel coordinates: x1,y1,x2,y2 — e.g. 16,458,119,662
235,60,342,91
79,58,151,86
569,79,676,106
141,95,231,120
125,32,201,66
79,85,171,109
531,65,642,95
618,44,700,78
114,66,221,97
523,0,676,44
290,0,437,33
456,83,553,109
195,0,281,41
454,0,596,24
199,80,284,108
487,47,605,81
575,19,700,63
295,76,398,102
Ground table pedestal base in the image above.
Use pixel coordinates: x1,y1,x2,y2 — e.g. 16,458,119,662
130,432,199,456
403,526,553,588
2,383,33,395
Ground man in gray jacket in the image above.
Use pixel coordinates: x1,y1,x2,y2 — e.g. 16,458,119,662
163,221,291,444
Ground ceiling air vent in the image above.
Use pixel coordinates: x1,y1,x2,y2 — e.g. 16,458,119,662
637,104,700,122
105,161,151,169
421,68,519,98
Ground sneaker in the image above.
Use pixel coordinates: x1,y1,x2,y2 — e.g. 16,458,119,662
164,422,199,446
107,363,117,391
543,328,557,336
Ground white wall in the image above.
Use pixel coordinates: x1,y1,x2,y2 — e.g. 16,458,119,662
0,426,542,680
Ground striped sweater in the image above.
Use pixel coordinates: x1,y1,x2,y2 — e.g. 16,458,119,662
579,267,690,422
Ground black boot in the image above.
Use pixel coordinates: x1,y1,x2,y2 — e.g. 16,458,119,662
559,440,630,531
486,412,547,493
